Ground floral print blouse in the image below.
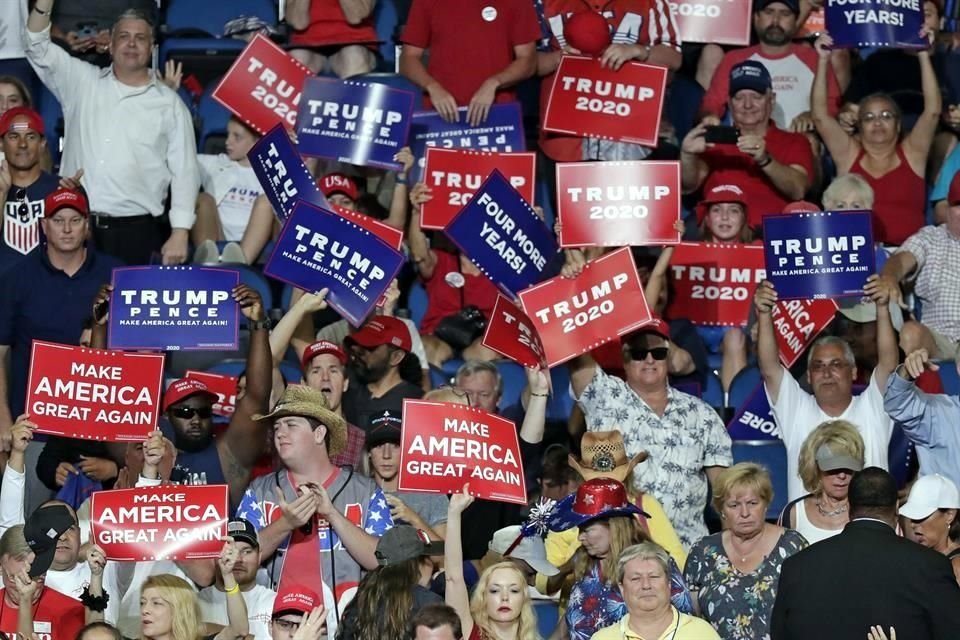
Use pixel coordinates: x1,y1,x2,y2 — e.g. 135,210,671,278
683,529,807,640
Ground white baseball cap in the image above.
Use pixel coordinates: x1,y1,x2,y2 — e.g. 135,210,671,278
899,474,960,521
489,526,559,577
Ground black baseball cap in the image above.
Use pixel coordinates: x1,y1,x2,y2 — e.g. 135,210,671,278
24,505,75,578
374,526,444,566
364,410,402,450
226,518,259,549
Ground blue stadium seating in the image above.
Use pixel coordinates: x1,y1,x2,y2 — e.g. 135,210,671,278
939,362,960,396
547,366,575,421
534,602,560,640
406,281,428,329
702,369,725,410
230,264,274,311
728,366,762,411
430,365,452,389
372,0,401,69
35,84,63,167
732,440,789,519
205,359,246,378
497,361,527,410
197,83,232,153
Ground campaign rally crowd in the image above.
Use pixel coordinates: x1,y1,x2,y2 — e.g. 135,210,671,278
5,0,960,639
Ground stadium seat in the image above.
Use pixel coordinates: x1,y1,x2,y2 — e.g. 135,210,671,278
728,366,762,411
205,359,246,378
534,602,560,640
702,369,725,410
230,264,275,312
406,281,428,329
731,440,789,519
939,362,960,396
160,0,276,87
357,72,423,111
279,361,303,384
35,84,63,167
547,366,575,421
430,365,452,389
372,0,401,69
497,361,527,410
197,83,232,154
440,357,465,377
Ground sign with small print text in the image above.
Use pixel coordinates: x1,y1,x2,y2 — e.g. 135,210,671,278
108,267,239,351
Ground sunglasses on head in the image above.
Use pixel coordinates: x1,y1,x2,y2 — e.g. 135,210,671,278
170,405,213,419
627,346,669,361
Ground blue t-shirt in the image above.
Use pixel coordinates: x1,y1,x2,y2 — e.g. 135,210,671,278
0,172,59,273
0,246,122,417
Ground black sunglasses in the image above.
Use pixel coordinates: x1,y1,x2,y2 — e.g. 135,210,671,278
170,406,213,419
627,347,669,361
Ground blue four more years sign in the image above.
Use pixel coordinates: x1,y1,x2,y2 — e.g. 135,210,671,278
763,210,875,301
444,169,558,298
108,266,239,351
826,0,924,48
264,201,405,326
409,102,526,182
295,76,414,170
248,124,328,223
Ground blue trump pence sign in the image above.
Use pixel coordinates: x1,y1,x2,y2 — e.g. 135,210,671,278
763,211,875,300
248,124,328,223
108,266,240,351
264,202,405,327
444,170,558,298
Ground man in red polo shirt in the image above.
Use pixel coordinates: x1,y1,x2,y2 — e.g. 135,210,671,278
0,507,85,639
399,0,541,125
681,60,813,227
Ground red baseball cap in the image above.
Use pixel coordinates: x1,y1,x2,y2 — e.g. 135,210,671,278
162,378,218,412
948,172,960,206
637,317,671,341
44,187,89,218
0,107,44,136
696,183,747,221
301,340,348,371
782,200,821,214
346,316,412,352
319,173,359,201
272,585,321,617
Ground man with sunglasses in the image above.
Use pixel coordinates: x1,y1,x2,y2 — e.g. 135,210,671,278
0,106,58,273
570,318,732,549
755,277,898,502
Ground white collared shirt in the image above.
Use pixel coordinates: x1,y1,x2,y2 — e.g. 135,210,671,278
23,25,200,228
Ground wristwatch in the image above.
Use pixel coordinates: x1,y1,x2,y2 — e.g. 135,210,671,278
249,318,273,331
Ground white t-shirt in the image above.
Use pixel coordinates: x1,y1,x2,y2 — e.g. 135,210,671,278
198,584,277,640
45,562,121,625
0,1,27,59
747,51,816,129
767,368,892,500
197,154,263,241
198,581,338,640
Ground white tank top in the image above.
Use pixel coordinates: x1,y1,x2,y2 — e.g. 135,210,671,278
794,498,845,545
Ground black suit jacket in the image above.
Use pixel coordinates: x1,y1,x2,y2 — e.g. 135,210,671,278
771,519,960,640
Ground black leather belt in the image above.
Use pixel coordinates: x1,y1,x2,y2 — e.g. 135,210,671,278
90,213,155,229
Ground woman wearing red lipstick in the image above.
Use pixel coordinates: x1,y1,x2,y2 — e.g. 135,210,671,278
446,485,540,640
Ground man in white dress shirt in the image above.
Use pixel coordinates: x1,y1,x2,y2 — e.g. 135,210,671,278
23,1,199,265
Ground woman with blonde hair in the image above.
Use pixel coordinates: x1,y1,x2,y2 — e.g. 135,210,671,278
779,420,865,544
684,463,806,639
446,484,540,640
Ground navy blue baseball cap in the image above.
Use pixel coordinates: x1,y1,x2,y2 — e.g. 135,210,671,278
755,0,800,14
729,60,773,96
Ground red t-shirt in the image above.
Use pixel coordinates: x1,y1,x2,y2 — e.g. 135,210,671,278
400,0,542,106
420,250,500,335
701,124,814,227
539,0,681,162
700,43,842,127
289,0,379,47
0,587,85,640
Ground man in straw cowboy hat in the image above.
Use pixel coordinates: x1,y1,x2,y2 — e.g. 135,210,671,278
570,319,732,548
534,431,687,599
236,385,382,619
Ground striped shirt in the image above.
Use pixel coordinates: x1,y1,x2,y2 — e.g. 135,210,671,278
899,224,960,341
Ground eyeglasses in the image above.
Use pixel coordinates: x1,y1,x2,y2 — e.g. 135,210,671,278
808,360,850,374
170,406,213,419
860,110,897,123
627,347,669,361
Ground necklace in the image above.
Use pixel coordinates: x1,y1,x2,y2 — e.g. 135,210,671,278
816,498,848,517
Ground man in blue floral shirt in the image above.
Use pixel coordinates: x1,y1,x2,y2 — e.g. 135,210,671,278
570,319,733,548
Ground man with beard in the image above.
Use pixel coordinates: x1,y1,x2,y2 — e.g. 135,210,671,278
699,0,843,130
341,316,424,430
755,277,899,501
0,107,59,272
155,284,272,507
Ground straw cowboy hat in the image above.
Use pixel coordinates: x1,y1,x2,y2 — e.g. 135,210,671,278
569,431,649,483
253,384,347,456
